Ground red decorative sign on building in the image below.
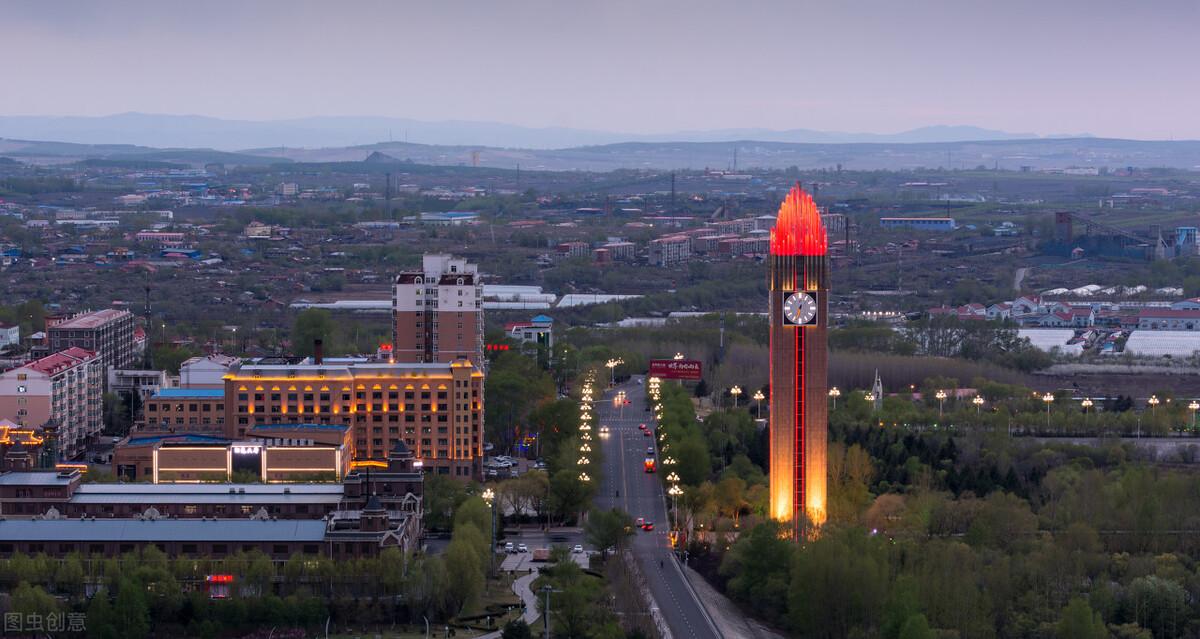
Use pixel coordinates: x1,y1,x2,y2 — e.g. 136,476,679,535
648,359,703,380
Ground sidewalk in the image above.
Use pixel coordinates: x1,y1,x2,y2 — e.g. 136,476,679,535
478,570,540,639
681,565,786,639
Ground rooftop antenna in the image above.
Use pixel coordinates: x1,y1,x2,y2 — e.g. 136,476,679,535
732,147,738,172
516,163,521,191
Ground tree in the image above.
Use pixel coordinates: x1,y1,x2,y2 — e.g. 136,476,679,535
424,474,468,531
86,588,118,639
787,528,889,638
113,578,151,639
584,508,634,554
898,614,935,639
720,521,795,623
502,619,533,639
1057,598,1106,639
547,470,591,524
443,533,483,613
291,308,337,357
9,582,62,625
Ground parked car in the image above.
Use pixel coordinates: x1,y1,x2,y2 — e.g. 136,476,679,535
572,545,584,553
517,543,529,553
504,542,516,554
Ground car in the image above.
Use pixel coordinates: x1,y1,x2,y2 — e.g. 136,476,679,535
517,543,529,553
642,521,655,531
504,542,516,554
643,430,651,437
636,517,645,527
646,447,654,456
572,545,584,553
599,426,610,435
638,423,646,430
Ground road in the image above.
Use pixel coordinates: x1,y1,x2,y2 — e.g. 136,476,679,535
594,377,722,639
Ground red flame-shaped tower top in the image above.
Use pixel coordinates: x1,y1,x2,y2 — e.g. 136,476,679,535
770,182,827,256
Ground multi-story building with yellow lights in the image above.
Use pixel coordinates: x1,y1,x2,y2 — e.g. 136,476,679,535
222,355,484,479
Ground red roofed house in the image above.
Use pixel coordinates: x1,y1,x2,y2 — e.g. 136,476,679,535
1137,308,1200,331
0,347,103,458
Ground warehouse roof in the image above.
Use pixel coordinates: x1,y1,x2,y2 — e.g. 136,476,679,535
0,518,328,543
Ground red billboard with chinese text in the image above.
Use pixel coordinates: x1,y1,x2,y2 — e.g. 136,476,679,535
648,359,703,381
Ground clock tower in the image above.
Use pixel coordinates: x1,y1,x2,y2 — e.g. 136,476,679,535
768,182,829,534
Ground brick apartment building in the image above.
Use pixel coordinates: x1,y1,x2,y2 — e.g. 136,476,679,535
142,388,226,434
0,348,103,458
392,254,484,366
47,309,137,376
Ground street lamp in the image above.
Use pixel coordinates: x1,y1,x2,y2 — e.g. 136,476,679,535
972,395,984,414
673,353,685,360
578,472,591,482
1190,400,1200,433
935,390,948,418
1081,398,1093,429
753,390,765,415
579,443,591,452
481,488,496,579
667,484,683,536
1148,395,1160,415
663,457,676,466
1042,392,1054,430
577,457,589,465
828,387,841,410
605,358,624,386
730,385,742,408
666,472,680,483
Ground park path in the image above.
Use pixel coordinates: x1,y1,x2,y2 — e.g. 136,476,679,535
477,571,540,638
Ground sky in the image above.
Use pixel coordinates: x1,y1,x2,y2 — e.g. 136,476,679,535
2,0,1198,139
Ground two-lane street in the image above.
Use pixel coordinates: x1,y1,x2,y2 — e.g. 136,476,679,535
594,377,722,639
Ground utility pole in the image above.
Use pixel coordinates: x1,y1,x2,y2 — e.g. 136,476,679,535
385,172,392,219
670,172,676,215
143,283,153,369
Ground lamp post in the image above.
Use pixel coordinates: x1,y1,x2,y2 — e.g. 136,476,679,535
935,390,947,418
753,390,765,416
1148,395,1160,416
972,395,984,414
605,358,624,386
1042,392,1054,430
730,385,742,409
673,352,685,360
1081,398,1093,430
828,386,841,410
668,484,683,538
864,392,875,409
1190,401,1199,433
481,487,496,580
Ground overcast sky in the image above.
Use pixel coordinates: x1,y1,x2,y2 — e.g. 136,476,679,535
3,0,1198,139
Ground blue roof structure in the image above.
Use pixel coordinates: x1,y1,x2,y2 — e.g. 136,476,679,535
531,314,553,323
153,388,225,399
125,434,230,447
0,519,327,543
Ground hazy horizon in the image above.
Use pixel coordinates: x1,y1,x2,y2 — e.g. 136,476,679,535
3,0,1198,140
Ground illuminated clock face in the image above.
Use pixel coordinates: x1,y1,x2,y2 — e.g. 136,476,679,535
782,292,818,326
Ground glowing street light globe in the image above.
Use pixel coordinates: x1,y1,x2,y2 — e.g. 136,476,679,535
663,457,676,465
666,472,680,483
481,488,495,503
577,457,590,465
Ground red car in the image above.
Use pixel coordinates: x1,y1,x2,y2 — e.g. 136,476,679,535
643,430,651,437
638,423,646,430
642,521,655,531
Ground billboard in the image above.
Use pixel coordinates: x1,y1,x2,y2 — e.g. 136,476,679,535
648,359,703,381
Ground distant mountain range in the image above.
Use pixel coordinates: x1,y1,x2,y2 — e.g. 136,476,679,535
0,112,1093,150
4,135,1200,173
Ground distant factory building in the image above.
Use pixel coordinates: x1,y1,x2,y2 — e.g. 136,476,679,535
880,217,957,232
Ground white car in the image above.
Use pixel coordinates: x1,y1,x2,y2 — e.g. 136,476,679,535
504,542,516,554
572,545,584,553
517,543,529,553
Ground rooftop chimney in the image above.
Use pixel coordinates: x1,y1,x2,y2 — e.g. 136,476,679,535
314,339,324,365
